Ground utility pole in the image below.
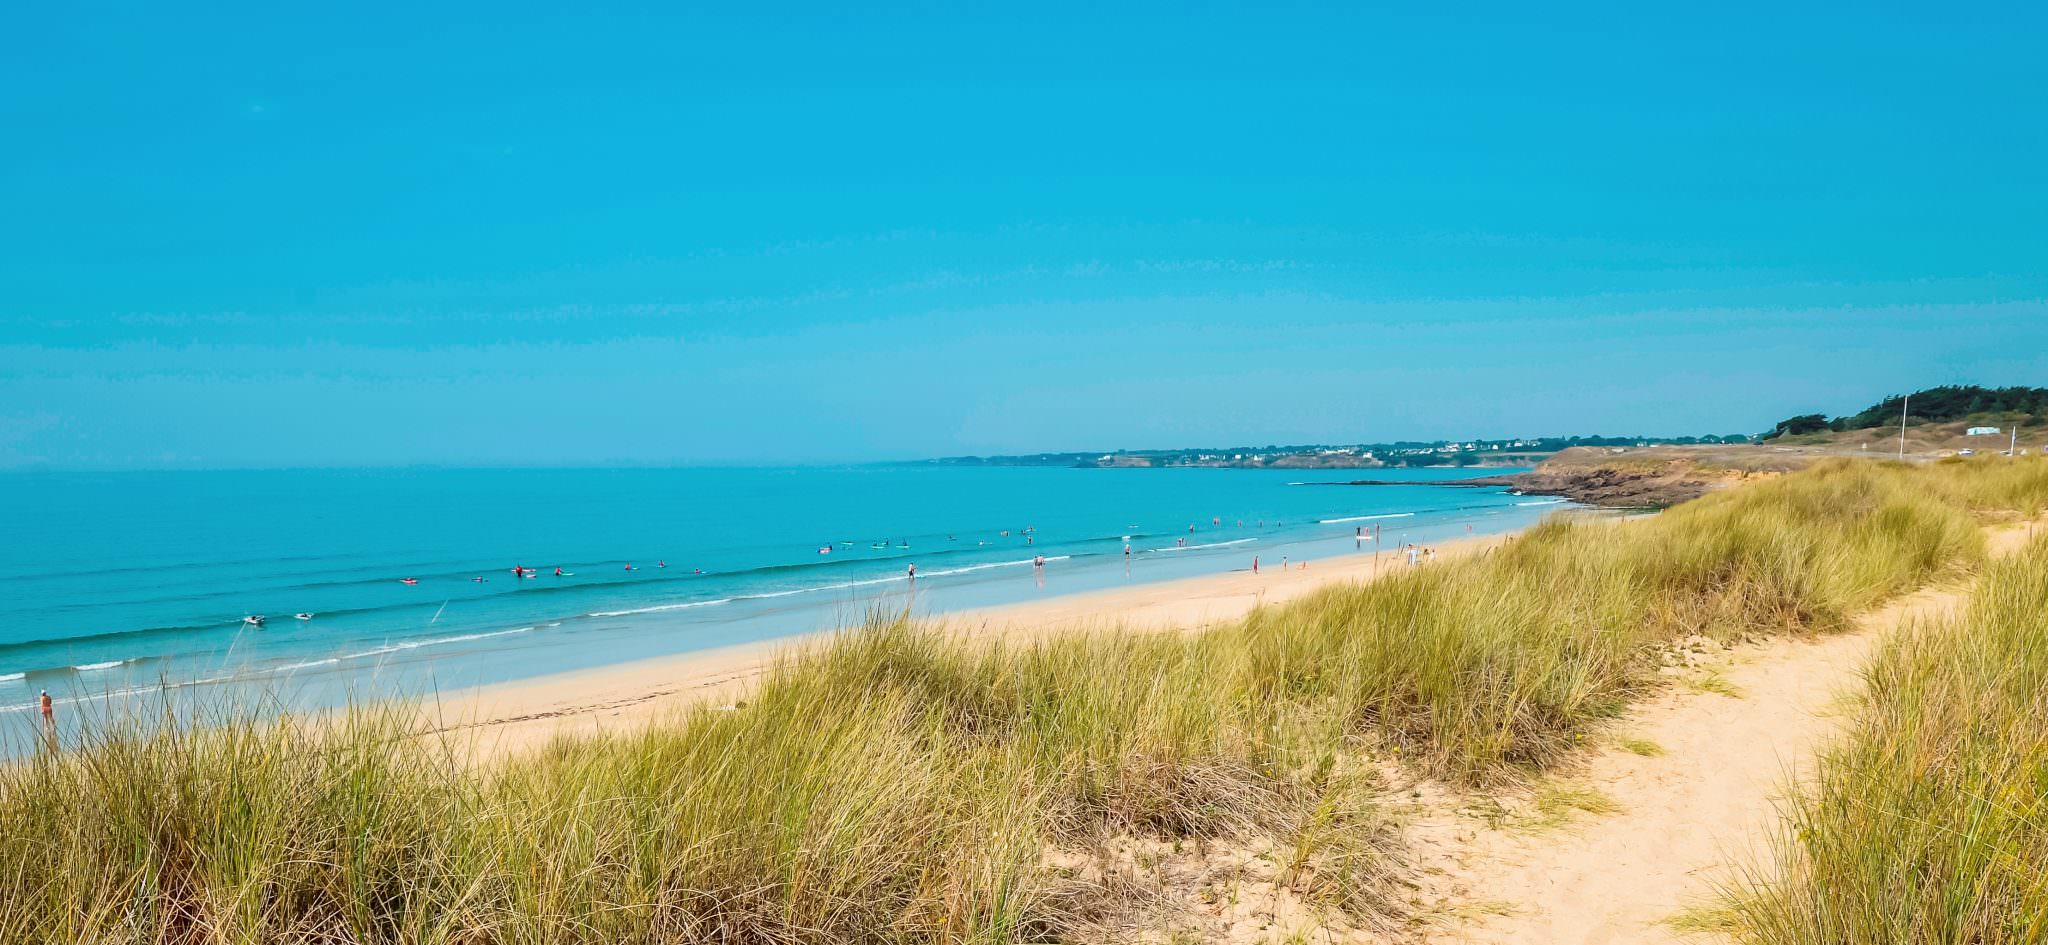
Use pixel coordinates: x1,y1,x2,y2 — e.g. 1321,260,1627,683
1898,394,1910,460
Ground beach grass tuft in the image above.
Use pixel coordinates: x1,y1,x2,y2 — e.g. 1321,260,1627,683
1617,736,1666,757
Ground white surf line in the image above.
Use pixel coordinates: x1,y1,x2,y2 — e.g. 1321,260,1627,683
1321,512,1416,524
1151,538,1257,553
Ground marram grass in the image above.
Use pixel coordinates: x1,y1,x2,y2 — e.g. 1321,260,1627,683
1723,527,2048,944
0,458,2040,943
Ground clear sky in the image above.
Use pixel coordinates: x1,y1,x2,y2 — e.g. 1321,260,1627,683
3,2,2044,468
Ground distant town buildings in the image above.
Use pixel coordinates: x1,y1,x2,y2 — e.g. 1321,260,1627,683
931,433,1756,469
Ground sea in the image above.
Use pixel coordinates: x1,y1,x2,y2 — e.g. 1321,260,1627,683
0,465,1566,734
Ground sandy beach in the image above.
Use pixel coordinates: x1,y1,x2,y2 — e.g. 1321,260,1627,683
432,531,1515,758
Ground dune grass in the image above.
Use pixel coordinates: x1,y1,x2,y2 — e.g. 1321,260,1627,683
0,458,2040,942
1722,529,2048,944
1618,736,1666,757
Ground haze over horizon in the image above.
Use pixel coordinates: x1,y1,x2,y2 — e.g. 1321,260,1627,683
4,2,2044,469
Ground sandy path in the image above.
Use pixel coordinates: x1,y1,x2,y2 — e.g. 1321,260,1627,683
1406,522,2036,944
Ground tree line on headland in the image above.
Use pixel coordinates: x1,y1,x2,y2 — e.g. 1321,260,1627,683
1766,384,2048,439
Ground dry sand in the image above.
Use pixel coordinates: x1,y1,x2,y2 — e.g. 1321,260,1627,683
430,532,1511,758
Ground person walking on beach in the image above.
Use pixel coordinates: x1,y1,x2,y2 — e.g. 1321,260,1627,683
906,563,916,582
1406,544,1420,567
1252,555,1259,573
38,690,54,750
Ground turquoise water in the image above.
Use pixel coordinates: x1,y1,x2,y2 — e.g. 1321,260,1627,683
0,466,1562,723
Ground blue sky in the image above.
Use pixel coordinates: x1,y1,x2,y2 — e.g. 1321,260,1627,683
3,2,2044,467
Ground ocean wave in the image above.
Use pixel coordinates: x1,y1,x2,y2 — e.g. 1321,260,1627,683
0,672,23,682
7,549,375,585
74,660,127,672
589,599,736,618
266,627,540,676
594,556,1077,615
275,657,340,672
921,555,1071,578
1319,512,1415,523
337,627,535,661
1517,499,1566,506
1150,538,1256,552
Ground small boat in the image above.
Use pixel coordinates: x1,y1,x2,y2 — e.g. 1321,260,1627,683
818,546,832,554
242,615,267,628
400,577,419,585
293,613,313,621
